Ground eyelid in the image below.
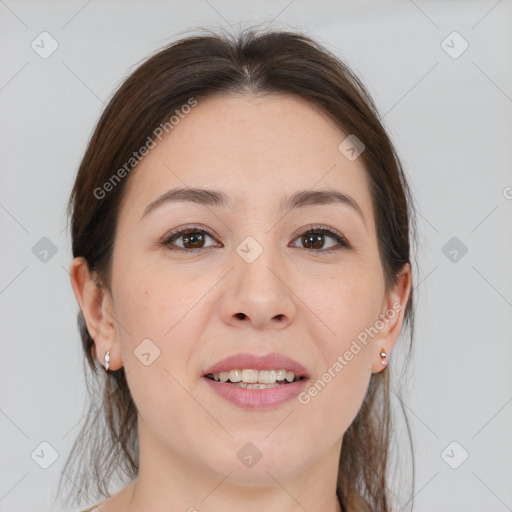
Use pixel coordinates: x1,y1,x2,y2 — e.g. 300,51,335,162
295,224,348,242
160,223,351,252
292,225,351,251
160,223,219,246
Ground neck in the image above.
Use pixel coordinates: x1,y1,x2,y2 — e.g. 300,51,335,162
126,417,344,512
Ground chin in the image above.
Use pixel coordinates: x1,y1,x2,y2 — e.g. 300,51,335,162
198,434,311,483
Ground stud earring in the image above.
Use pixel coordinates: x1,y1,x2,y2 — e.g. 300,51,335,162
380,349,387,366
104,349,110,372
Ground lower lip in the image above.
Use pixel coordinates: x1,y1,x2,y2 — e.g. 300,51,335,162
202,377,309,409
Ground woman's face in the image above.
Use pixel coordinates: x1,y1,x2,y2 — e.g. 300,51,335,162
82,93,410,486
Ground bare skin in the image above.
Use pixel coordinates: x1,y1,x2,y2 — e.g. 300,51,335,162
71,92,411,512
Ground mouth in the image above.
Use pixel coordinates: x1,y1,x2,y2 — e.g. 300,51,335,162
202,352,310,386
203,369,307,389
201,352,310,407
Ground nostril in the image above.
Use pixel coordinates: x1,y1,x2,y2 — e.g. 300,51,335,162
235,313,247,320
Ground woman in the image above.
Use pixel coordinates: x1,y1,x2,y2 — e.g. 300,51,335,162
60,26,416,512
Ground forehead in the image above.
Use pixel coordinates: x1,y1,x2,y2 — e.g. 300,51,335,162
120,92,373,219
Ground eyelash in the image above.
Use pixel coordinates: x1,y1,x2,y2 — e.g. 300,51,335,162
159,224,351,254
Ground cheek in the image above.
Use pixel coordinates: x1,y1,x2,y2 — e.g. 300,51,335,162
296,344,372,449
113,260,203,340
300,262,384,346
111,268,198,401
113,278,202,442
291,266,380,431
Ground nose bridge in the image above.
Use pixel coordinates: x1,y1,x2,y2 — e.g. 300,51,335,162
219,227,296,329
231,206,282,279
235,230,286,298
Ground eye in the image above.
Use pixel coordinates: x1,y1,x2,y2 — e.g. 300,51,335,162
160,225,219,253
160,224,351,253
290,226,351,252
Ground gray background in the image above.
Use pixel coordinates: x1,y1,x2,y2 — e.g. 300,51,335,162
1,1,511,511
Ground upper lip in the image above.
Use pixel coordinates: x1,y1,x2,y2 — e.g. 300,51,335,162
203,352,310,378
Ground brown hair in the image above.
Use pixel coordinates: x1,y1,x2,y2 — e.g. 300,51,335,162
59,26,417,512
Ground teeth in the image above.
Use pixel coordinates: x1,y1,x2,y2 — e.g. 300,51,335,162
276,369,287,381
229,369,242,382
241,369,259,383
235,382,280,389
210,369,299,384
258,370,276,384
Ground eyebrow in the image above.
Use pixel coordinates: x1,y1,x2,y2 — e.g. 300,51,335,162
140,186,366,227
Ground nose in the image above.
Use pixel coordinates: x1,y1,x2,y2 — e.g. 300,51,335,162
219,249,296,330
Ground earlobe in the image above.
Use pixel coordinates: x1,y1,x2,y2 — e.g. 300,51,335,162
372,263,412,373
369,347,389,374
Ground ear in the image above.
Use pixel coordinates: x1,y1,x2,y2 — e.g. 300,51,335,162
69,257,122,371
370,262,412,373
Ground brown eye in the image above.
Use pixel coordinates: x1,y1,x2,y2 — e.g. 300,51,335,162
292,227,351,252
160,225,350,254
161,226,218,252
